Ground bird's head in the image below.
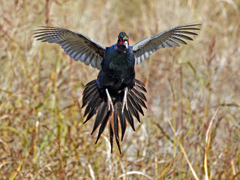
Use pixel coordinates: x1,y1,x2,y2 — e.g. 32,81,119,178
117,32,129,51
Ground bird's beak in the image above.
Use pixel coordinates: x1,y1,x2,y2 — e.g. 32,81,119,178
124,41,128,49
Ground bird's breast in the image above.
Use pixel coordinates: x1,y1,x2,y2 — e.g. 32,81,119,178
97,47,135,90
108,51,134,71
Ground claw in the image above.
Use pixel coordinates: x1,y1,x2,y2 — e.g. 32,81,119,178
105,89,114,112
122,87,128,112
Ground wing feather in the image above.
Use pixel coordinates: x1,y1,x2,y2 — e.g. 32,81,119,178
34,26,106,70
133,23,200,65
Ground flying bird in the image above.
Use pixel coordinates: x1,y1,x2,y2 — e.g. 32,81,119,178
34,23,200,153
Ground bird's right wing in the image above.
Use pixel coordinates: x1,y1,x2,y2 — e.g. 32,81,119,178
132,23,200,66
34,26,106,70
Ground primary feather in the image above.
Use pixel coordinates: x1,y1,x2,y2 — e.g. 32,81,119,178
132,23,200,65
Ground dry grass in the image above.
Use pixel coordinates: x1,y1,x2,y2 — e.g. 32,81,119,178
1,0,240,179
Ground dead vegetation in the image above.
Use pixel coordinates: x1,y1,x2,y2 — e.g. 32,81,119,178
0,0,240,179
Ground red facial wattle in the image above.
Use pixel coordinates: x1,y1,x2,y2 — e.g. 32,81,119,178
118,37,129,46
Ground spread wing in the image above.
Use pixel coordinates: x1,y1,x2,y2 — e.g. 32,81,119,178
132,24,200,66
34,26,106,70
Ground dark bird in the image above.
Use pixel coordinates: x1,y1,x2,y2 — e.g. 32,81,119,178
34,23,200,153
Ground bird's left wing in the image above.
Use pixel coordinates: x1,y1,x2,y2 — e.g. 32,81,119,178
34,26,106,70
132,24,200,66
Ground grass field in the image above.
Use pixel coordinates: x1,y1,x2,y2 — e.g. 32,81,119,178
0,0,240,179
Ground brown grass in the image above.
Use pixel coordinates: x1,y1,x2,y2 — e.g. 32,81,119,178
0,0,240,179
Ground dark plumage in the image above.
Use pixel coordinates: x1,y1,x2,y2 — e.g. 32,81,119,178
34,23,200,153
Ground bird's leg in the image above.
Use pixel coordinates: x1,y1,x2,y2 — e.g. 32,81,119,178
122,87,128,112
105,89,114,112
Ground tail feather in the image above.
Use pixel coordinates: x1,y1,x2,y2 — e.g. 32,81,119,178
83,90,100,117
82,80,97,96
113,108,121,153
132,86,147,102
95,110,111,144
81,79,147,153
82,86,98,100
127,98,140,122
83,80,96,91
82,86,98,108
85,96,102,122
135,79,146,87
91,102,107,134
109,121,114,152
124,107,135,131
135,80,147,92
129,91,147,109
117,102,126,140
128,93,144,115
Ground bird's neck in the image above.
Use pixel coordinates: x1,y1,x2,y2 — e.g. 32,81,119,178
114,44,128,53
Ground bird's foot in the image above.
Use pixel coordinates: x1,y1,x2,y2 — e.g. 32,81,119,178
122,87,128,112
105,89,114,112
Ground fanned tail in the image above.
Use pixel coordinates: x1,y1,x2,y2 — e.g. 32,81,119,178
81,79,147,153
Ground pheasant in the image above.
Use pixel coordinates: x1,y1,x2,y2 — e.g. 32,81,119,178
34,23,200,153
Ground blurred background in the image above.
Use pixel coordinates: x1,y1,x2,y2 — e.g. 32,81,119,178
0,0,240,179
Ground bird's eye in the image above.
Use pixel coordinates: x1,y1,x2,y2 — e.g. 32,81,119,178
118,38,123,45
